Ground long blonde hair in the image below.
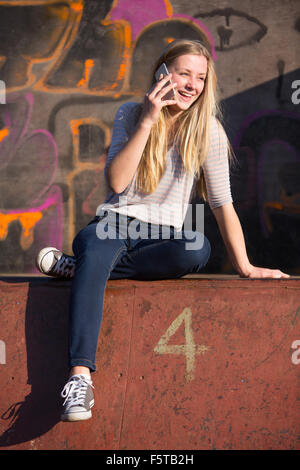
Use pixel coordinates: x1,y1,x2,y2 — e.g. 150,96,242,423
135,39,229,201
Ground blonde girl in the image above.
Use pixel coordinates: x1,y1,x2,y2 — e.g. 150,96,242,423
36,39,289,422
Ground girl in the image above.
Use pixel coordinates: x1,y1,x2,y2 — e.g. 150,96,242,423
36,39,289,421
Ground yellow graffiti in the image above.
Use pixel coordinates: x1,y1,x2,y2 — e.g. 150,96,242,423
0,211,42,250
154,307,208,382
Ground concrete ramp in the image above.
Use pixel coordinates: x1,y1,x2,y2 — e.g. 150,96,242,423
0,276,299,450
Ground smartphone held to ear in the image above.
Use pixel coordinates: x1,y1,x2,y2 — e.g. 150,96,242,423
155,63,176,101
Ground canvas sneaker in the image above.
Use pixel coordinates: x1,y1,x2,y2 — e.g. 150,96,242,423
36,247,75,278
61,374,95,422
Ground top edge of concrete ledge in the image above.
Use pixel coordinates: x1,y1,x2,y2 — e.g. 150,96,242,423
0,274,299,282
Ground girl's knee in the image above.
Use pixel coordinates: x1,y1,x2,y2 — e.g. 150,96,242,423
191,235,211,271
72,223,99,256
168,233,210,274
181,233,211,272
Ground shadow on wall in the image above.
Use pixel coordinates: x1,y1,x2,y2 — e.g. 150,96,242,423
200,67,300,274
0,278,70,447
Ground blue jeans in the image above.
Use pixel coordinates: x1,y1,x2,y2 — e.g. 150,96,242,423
68,210,211,372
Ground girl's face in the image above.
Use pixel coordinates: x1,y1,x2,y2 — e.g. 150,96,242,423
167,54,208,116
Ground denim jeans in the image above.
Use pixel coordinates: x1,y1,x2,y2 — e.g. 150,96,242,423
68,210,211,372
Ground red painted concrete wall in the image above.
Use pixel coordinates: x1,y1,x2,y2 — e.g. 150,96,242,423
0,277,299,450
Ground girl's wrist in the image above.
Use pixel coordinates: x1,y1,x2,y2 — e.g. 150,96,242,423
137,116,154,131
237,262,253,278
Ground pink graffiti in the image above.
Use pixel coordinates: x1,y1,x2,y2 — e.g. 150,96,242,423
0,92,63,271
110,0,172,40
109,0,217,58
233,109,300,237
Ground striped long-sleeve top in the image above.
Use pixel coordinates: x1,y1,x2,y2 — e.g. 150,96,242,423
96,102,233,231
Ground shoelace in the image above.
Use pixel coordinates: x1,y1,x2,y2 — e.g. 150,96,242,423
61,377,94,407
52,254,75,277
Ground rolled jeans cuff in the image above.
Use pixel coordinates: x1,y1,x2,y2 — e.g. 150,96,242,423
69,357,97,373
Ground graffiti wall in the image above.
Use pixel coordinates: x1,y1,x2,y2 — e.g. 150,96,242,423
0,0,299,274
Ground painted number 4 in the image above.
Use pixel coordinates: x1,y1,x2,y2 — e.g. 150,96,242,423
154,307,208,382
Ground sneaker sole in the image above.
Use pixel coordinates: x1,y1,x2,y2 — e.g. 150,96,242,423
36,246,59,274
61,410,92,422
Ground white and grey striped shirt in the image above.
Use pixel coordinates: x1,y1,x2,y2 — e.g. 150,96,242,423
97,102,232,231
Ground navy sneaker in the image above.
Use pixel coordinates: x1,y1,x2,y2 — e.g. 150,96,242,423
36,247,75,278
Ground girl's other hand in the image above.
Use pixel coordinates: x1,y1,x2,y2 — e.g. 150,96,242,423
242,265,290,279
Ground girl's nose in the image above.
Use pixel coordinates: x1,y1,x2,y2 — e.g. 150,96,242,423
186,77,196,90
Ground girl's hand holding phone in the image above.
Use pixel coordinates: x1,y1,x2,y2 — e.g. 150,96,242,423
139,73,177,128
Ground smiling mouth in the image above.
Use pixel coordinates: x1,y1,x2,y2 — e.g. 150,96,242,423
177,90,195,100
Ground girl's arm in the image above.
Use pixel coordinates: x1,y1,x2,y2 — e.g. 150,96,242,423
106,119,152,194
212,202,290,278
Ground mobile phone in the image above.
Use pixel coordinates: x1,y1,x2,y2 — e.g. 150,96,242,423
154,62,176,101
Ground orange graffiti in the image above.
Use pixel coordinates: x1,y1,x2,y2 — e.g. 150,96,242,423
0,127,9,142
70,1,83,13
77,59,95,88
263,192,300,233
99,18,132,94
164,0,173,17
112,21,132,96
30,0,213,96
0,0,84,92
165,37,175,44
66,118,110,251
0,211,42,250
